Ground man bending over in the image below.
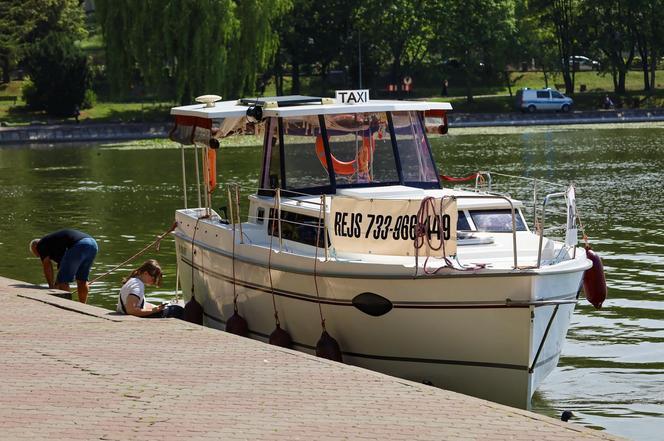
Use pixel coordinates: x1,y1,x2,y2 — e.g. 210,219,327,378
30,229,98,303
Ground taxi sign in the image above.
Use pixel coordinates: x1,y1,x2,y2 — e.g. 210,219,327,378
335,89,370,105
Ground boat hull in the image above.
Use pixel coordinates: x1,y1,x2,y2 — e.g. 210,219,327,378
174,227,583,409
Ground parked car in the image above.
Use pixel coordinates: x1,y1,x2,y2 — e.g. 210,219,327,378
567,55,600,71
516,88,573,113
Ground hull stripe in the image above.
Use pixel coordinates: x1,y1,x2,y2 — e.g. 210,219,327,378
203,310,559,372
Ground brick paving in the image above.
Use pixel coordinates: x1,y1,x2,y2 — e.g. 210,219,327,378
0,276,624,441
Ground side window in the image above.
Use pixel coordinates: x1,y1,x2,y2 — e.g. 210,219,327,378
391,111,438,184
281,116,330,190
551,91,564,99
457,211,471,231
536,91,550,99
470,209,526,232
268,209,327,247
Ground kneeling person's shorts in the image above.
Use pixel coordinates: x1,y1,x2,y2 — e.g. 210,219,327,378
56,237,98,284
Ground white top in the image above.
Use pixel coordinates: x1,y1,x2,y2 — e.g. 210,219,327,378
171,99,453,120
116,278,145,314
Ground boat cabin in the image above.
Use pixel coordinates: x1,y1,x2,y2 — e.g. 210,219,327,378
171,94,531,257
171,94,452,196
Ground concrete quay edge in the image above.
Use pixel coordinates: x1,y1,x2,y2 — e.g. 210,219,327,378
0,275,625,441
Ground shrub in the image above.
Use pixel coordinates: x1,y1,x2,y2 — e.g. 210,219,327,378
23,33,91,117
82,88,96,109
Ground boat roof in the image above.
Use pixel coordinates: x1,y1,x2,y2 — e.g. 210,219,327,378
171,96,453,120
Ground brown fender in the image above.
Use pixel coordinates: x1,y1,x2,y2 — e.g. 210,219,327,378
269,324,293,348
315,330,343,362
226,311,249,337
183,294,204,325
583,245,607,309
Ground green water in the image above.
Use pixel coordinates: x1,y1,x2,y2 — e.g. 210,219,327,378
1,123,662,440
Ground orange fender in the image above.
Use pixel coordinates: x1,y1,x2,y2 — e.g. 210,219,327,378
207,147,217,192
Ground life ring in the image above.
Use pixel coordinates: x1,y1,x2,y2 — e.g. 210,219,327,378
315,135,374,176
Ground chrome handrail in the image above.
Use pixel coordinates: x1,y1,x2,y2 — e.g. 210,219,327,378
451,194,518,269
537,191,567,268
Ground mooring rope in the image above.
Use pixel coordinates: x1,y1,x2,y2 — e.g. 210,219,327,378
267,195,281,326
413,197,453,276
76,221,178,295
313,195,327,331
230,187,239,314
190,216,203,301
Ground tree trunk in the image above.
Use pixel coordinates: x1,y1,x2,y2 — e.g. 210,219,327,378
637,40,650,91
543,70,549,88
611,67,618,92
291,62,300,95
617,69,626,93
504,71,513,97
649,51,657,92
563,70,574,95
274,57,283,96
464,68,473,104
641,63,650,91
1,57,10,84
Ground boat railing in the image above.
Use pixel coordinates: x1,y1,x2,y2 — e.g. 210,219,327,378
221,182,576,270
465,171,571,236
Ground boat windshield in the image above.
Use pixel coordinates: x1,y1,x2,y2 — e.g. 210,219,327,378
324,112,398,185
262,111,439,194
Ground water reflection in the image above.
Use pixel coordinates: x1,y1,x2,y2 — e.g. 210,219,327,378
0,123,663,440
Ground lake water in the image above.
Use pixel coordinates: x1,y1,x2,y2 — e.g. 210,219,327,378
1,123,662,440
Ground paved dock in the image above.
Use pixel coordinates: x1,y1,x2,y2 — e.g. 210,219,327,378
0,276,623,440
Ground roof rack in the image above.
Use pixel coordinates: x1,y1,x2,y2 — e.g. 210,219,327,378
238,95,326,108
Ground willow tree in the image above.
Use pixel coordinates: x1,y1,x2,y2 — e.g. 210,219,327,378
95,0,290,103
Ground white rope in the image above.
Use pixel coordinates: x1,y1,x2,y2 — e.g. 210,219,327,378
180,143,187,209
193,143,202,208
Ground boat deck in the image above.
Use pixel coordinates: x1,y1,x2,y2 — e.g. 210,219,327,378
0,276,622,440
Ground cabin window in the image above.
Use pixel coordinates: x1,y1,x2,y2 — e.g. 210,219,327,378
457,211,471,231
536,91,550,99
391,111,438,184
281,116,330,190
323,112,398,185
268,208,326,247
469,209,526,232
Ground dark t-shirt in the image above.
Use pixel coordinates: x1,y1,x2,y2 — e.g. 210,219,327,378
36,229,91,264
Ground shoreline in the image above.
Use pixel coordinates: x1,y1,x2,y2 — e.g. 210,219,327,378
0,108,663,144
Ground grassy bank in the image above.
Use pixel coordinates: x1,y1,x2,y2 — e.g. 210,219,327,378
2,69,663,125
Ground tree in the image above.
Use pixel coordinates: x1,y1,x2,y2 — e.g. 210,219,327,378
514,0,559,88
0,1,26,83
23,33,90,116
531,0,579,95
0,0,85,84
274,0,358,95
356,0,435,88
630,0,664,91
432,0,516,103
580,0,635,94
95,0,290,103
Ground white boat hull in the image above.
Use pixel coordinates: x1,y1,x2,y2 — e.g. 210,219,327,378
174,214,585,409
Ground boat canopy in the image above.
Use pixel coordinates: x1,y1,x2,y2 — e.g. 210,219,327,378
171,97,452,120
170,95,453,195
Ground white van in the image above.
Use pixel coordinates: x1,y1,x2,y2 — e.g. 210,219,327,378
516,88,573,113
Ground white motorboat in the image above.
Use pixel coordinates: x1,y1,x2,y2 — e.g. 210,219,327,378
168,92,600,409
